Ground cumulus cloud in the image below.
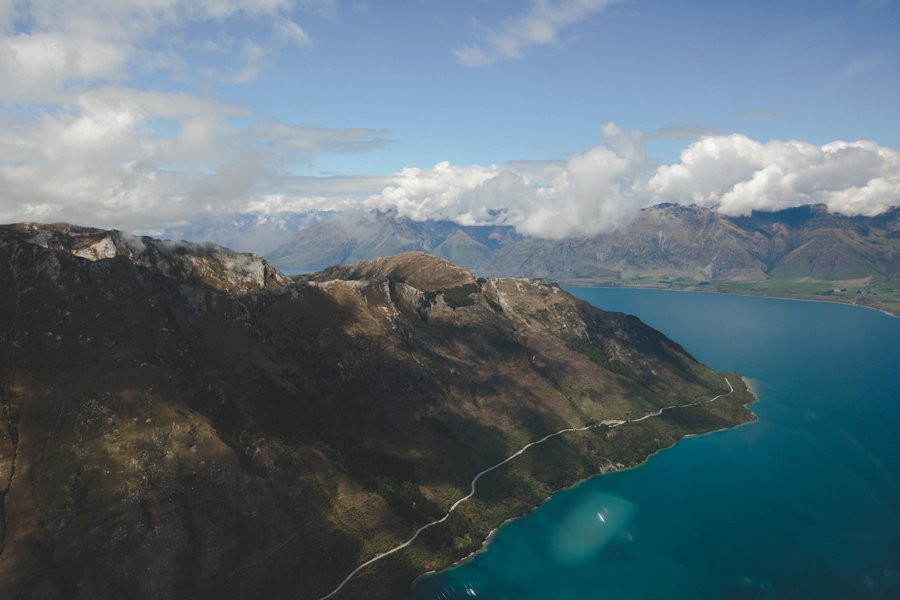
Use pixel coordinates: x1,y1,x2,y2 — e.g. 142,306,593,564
649,135,900,216
10,110,890,239
454,0,618,67
517,123,648,237
366,161,510,224
0,90,227,227
2,23,897,246
0,84,390,229
364,123,648,238
0,1,398,230
359,127,898,238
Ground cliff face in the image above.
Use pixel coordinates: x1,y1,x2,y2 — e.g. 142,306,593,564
4,222,290,294
0,225,754,599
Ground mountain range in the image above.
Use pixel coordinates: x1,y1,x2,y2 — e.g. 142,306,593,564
153,210,339,256
0,223,754,599
267,204,900,316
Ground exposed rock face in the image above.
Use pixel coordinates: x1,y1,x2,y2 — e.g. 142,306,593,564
5,222,289,294
0,225,754,599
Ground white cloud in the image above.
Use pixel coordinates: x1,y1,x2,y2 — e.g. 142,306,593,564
2,93,897,237
364,123,648,238
0,84,391,230
0,31,129,102
0,2,392,231
454,0,618,67
649,135,900,216
360,127,898,238
517,123,647,237
275,18,312,46
0,1,16,31
0,1,324,102
366,161,513,224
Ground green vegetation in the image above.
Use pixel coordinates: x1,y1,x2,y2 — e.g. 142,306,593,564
705,277,900,316
593,272,900,317
565,337,637,378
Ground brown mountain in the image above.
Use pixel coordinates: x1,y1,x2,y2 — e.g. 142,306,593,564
0,223,754,599
267,204,900,315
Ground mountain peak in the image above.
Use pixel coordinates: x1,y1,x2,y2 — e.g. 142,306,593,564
310,250,476,291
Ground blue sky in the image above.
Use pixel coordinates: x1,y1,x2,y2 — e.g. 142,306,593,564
271,0,900,172
1,0,899,237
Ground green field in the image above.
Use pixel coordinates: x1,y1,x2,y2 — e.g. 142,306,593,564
606,275,900,317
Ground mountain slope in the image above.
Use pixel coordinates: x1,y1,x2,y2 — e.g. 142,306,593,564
266,211,518,272
0,224,754,599
267,204,900,315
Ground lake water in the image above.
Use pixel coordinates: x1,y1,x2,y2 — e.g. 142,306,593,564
407,289,900,599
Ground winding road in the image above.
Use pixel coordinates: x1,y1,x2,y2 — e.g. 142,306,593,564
315,377,734,600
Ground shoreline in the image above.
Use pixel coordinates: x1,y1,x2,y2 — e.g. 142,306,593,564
318,377,746,600
410,374,761,591
559,282,900,319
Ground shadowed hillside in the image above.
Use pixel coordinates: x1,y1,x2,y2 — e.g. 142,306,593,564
0,224,754,599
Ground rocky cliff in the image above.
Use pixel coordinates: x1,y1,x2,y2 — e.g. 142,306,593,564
0,224,754,599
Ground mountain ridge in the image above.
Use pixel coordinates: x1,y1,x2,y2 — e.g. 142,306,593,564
0,223,754,599
267,204,900,315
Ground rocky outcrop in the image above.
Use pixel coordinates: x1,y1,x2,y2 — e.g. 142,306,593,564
4,222,289,294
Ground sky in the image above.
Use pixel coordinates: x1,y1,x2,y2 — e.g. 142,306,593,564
1,0,899,239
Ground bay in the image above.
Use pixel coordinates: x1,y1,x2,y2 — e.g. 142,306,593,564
407,288,900,599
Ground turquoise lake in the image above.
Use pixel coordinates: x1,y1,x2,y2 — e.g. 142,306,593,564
407,289,900,599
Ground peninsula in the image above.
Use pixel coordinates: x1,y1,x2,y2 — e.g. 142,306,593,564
0,223,755,599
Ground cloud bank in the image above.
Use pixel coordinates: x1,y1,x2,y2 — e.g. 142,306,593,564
360,129,899,238
364,123,647,238
0,0,389,229
649,135,899,217
0,85,387,228
3,111,898,238
3,3,896,241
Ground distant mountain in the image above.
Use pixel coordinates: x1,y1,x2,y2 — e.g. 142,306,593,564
0,224,753,599
266,211,519,273
267,204,900,315
154,210,339,255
